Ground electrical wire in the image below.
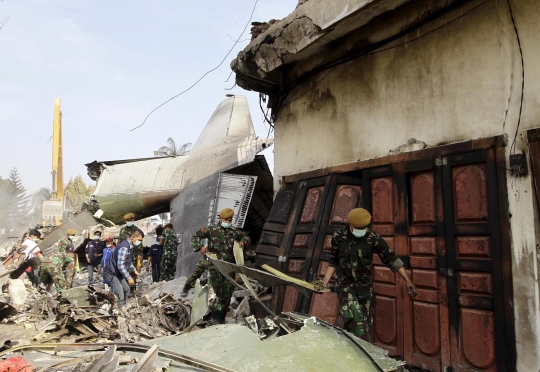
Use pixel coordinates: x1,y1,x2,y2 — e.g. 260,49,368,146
259,93,274,128
130,0,260,132
268,0,489,121
507,0,525,155
227,34,251,43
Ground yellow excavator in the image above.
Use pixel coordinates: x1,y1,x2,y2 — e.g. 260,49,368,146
42,98,64,225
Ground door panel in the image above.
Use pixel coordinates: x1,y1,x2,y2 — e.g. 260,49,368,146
442,150,502,371
306,175,364,323
402,159,450,372
273,177,332,314
363,167,403,357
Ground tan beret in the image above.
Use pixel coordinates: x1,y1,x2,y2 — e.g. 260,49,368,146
347,208,372,229
124,213,135,220
66,228,77,235
219,208,234,219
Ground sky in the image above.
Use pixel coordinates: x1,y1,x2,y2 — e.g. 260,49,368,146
0,0,297,194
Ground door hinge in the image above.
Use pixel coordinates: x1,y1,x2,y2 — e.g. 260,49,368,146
278,256,287,262
435,157,448,167
439,268,454,277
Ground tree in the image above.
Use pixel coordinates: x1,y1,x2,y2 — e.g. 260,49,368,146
154,138,191,157
0,176,9,228
30,187,52,226
65,175,95,212
0,168,31,229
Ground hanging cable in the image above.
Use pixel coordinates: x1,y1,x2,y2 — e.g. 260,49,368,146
259,93,274,128
507,0,525,155
130,0,260,132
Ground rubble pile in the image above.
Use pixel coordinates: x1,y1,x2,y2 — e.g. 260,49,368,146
1,278,191,344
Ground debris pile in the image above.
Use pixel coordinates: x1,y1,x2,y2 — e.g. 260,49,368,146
1,279,191,344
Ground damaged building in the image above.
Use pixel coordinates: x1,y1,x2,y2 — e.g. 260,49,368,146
230,0,540,371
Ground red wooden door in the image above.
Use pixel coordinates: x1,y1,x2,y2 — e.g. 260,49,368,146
442,150,507,371
401,158,450,371
362,165,405,357
304,174,364,324
274,176,332,314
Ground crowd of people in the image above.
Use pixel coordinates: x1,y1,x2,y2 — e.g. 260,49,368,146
13,205,420,338
13,208,247,321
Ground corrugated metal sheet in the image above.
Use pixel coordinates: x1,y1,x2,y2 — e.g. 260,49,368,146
210,173,257,228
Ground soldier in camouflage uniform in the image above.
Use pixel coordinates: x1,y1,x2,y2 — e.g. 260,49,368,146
56,229,79,276
159,223,178,281
181,235,252,297
56,228,77,252
191,208,248,324
40,245,76,293
323,208,417,340
118,213,145,289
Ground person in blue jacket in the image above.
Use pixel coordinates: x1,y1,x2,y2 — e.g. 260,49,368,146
99,236,115,285
103,232,140,307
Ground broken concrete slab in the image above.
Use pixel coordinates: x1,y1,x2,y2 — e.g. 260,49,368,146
8,279,27,307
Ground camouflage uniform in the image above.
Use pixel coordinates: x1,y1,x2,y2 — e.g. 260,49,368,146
39,252,75,292
57,237,79,278
329,228,404,340
56,237,69,252
159,228,178,281
186,257,209,287
192,225,247,315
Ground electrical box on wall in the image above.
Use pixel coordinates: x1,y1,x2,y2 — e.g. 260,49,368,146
509,153,528,176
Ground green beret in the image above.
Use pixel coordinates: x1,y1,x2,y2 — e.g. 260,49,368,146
66,228,77,235
219,208,234,219
347,208,371,229
124,213,135,220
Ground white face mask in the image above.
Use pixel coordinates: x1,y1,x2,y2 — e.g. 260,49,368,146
93,235,100,240
133,240,142,247
106,244,112,248
126,222,134,227
68,235,75,240
351,228,367,238
221,222,231,229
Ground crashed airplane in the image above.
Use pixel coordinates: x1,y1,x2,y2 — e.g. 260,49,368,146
85,95,274,276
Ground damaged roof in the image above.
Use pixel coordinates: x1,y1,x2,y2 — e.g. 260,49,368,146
231,0,468,96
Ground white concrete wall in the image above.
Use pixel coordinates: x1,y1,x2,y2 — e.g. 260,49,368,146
273,0,540,369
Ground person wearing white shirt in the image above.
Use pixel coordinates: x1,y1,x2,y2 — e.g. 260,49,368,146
18,229,43,287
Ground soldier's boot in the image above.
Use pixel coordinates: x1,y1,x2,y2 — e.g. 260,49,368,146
180,283,193,298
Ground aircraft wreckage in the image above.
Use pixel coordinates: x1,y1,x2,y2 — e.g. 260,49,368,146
85,95,274,276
